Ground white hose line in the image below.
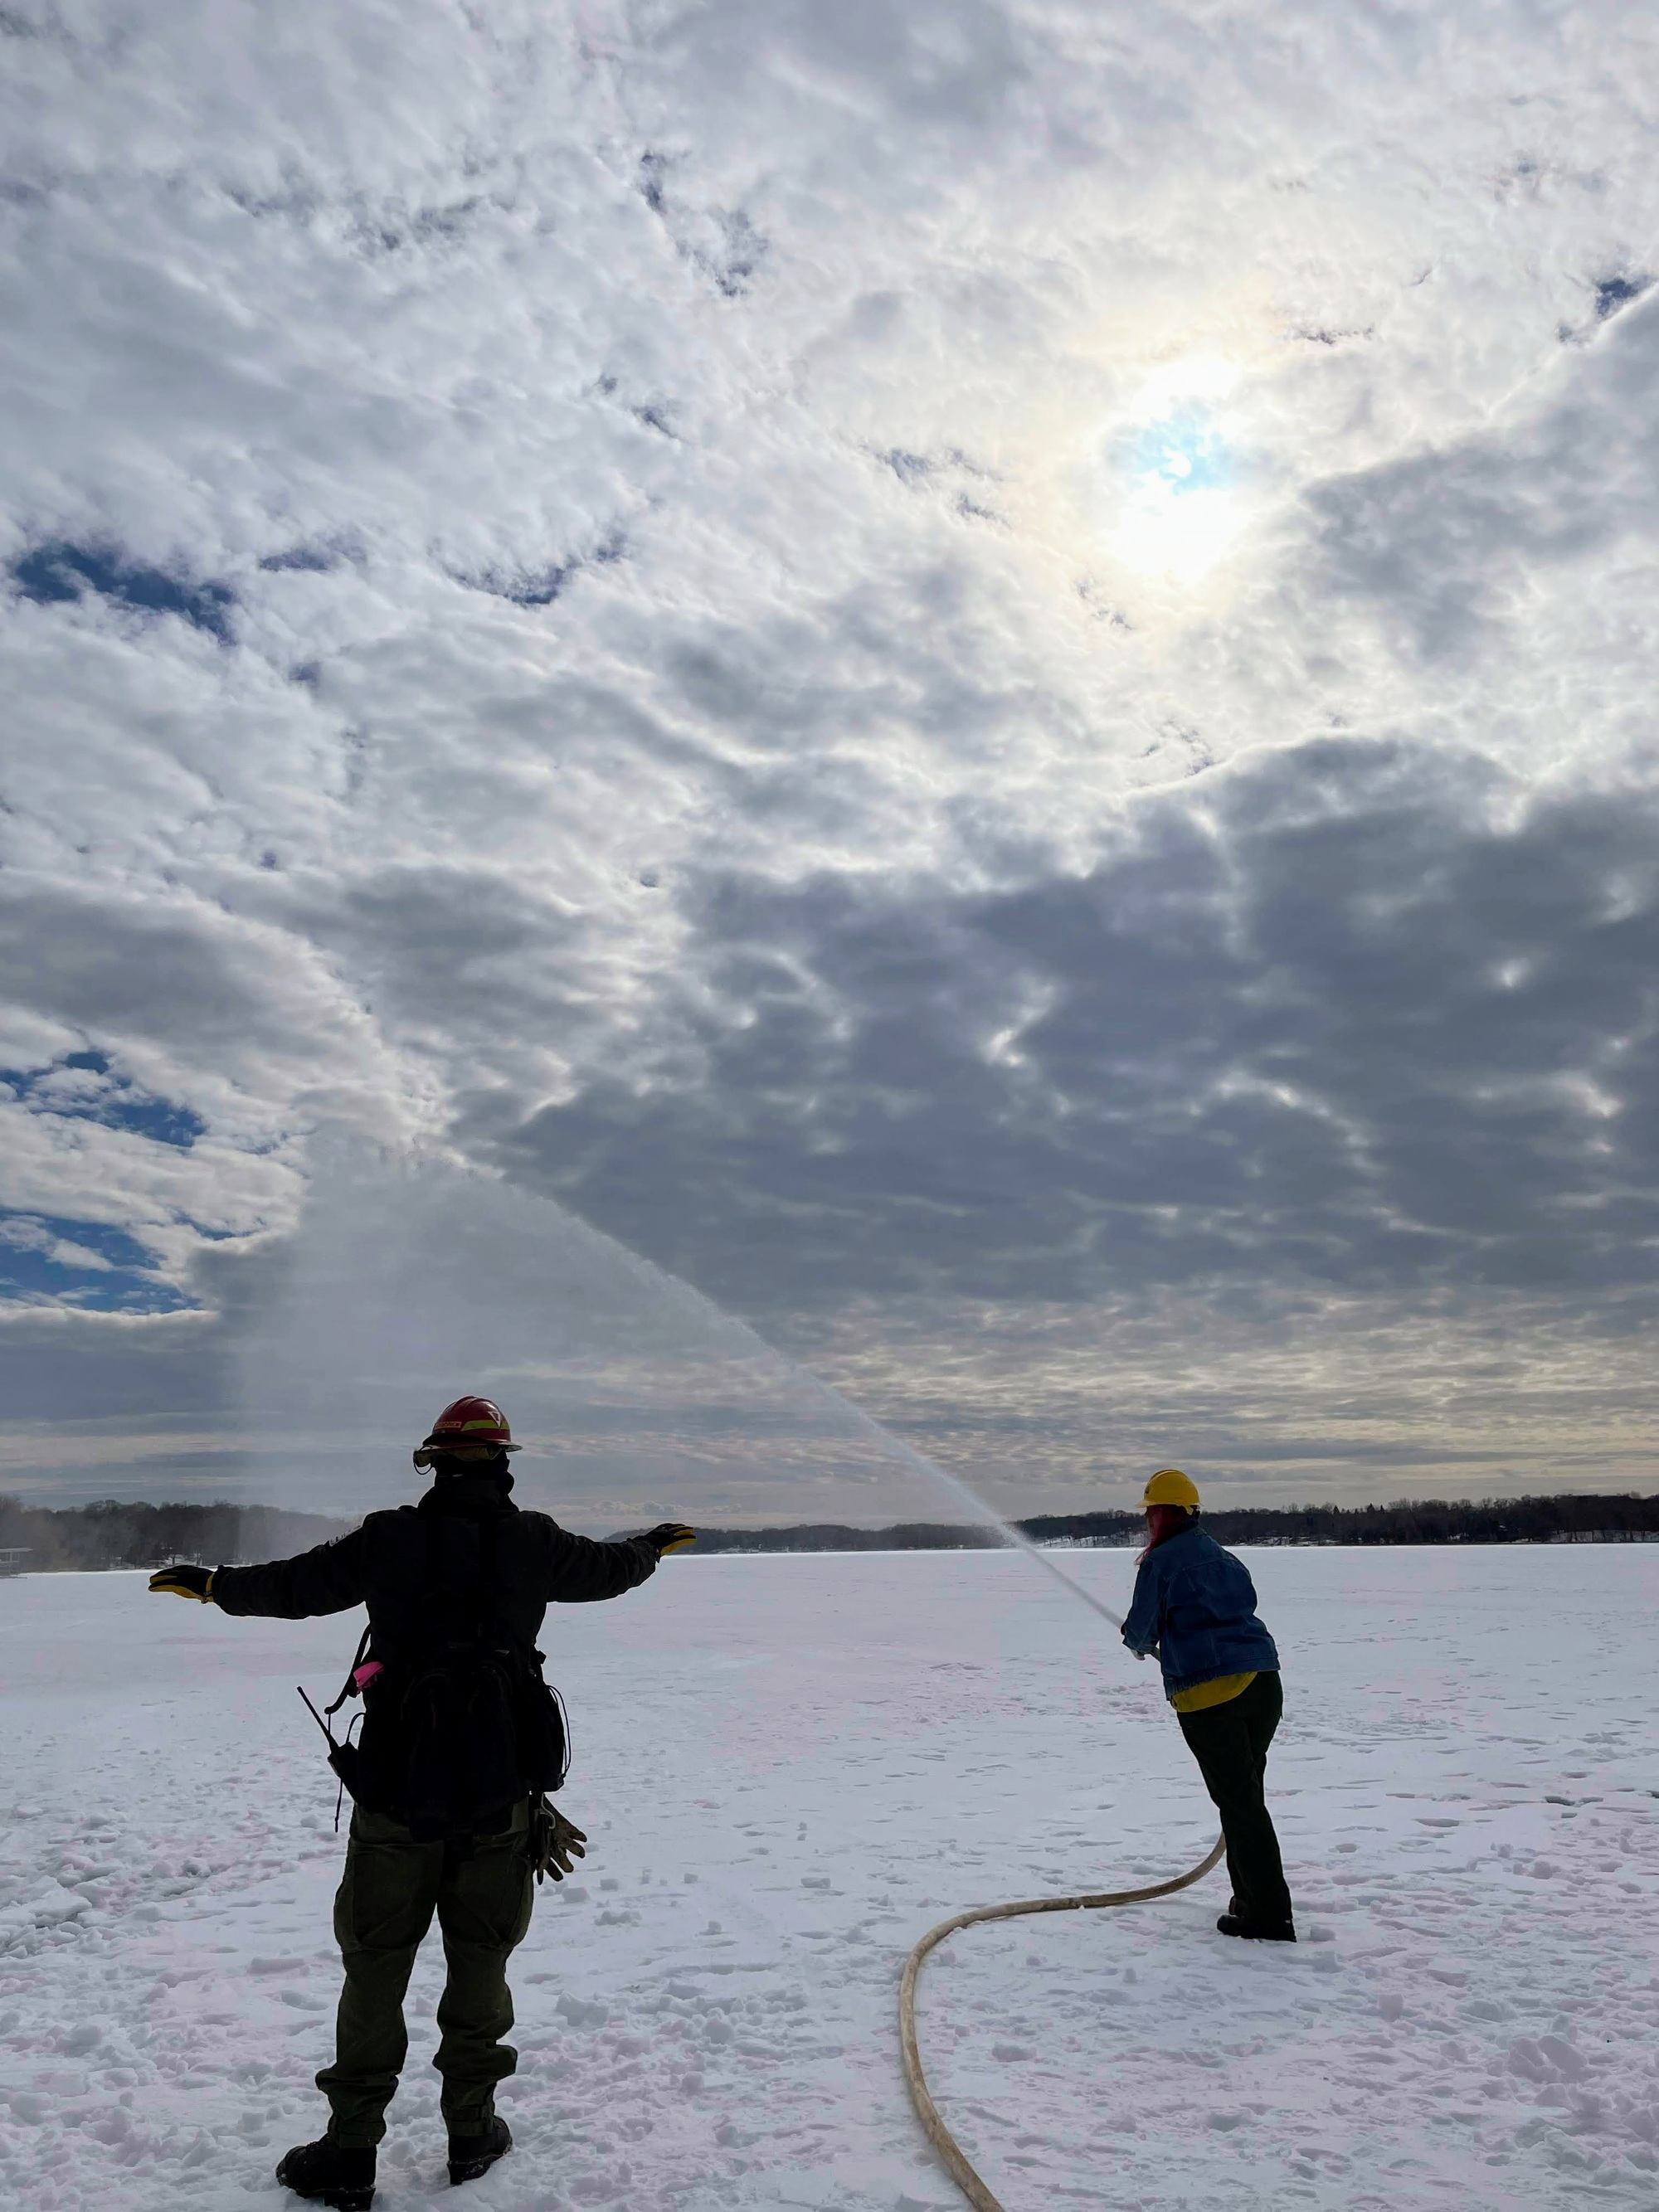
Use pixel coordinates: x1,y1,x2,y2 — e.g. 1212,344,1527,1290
898,1833,1228,2212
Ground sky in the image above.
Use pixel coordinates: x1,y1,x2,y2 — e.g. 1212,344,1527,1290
2,0,1658,1526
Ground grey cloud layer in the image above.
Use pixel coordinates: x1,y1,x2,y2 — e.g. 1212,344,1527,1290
1309,287,1659,662
497,739,1659,1311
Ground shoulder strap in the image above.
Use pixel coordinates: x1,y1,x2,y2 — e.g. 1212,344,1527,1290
324,1623,372,1717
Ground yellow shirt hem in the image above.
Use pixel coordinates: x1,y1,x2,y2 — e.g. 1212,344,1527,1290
1170,1670,1257,1714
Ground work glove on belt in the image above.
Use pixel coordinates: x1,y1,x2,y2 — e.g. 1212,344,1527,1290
148,1564,216,1602
641,1521,696,1557
529,1796,588,1884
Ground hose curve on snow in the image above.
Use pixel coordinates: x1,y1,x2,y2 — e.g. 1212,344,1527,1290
898,1833,1228,2212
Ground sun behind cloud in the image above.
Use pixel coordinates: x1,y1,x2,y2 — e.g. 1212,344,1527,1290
1097,355,1257,583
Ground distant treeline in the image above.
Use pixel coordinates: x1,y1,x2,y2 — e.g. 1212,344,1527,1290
2,1490,1657,1573
1016,1492,1659,1549
689,1493,1659,1553
0,1496,353,1573
690,1520,1010,1553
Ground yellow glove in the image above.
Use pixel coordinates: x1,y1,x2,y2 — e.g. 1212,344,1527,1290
642,1521,696,1558
148,1564,216,1602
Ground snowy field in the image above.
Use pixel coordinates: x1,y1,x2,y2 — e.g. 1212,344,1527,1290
2,1546,1657,2212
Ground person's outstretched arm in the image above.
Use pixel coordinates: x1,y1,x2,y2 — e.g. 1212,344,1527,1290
194,1529,371,1620
541,1519,694,1602
1121,1552,1164,1659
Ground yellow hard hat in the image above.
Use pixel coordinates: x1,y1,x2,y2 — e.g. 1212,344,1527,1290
1142,1467,1200,1510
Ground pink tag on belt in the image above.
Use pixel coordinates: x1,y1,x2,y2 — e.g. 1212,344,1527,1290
353,1660,385,1693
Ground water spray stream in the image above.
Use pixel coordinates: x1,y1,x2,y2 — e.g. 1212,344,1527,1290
238,1148,1131,1631
738,1354,1126,1632
576,1232,1129,1633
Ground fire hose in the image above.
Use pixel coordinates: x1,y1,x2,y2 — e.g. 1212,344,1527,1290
898,1832,1228,2212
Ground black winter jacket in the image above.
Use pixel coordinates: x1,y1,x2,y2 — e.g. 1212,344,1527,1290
213,1473,656,1816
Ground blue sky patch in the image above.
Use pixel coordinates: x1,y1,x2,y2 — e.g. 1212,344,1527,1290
1,1048,206,1149
483,562,570,607
10,539,236,641
0,1209,192,1312
1124,410,1232,495
1595,272,1651,322
457,535,625,610
260,543,339,573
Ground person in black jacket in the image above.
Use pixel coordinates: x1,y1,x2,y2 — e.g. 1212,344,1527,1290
149,1393,693,2212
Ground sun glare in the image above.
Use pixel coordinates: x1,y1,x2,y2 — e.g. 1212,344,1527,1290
1099,357,1253,584
1107,412,1247,581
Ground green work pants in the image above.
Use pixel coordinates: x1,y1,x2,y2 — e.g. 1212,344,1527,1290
318,1798,534,2147
1176,1670,1294,1927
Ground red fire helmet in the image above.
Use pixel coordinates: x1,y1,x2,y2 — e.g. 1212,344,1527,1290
412,1394,521,1469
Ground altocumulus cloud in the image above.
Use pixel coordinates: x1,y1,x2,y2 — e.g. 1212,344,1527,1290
1,0,1657,1514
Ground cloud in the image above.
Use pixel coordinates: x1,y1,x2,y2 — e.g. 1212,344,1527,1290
3,1,1659,1512
498,738,1659,1308
1306,292,1659,662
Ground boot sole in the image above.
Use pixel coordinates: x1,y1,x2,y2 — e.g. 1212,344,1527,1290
449,2154,507,2185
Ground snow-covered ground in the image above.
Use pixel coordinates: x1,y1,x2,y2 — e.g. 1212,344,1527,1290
2,1546,1656,2211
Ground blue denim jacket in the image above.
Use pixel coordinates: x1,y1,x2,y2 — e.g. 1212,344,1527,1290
1121,1524,1280,1697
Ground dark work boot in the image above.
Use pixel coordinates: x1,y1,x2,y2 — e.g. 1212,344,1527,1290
448,2114,512,2185
276,2137,376,2210
1217,1912,1296,1942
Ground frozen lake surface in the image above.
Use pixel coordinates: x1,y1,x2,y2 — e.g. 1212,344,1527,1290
2,1545,1657,2210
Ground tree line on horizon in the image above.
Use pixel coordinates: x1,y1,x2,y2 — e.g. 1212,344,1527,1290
685,1491,1659,1550
1016,1491,1659,1548
0,1497,352,1573
1,1489,1656,1573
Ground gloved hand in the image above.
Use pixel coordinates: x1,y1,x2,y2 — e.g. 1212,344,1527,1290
148,1563,216,1602
641,1521,696,1557
529,1799,588,1884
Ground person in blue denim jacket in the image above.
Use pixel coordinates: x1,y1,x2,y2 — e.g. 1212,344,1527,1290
1121,1469,1295,1940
